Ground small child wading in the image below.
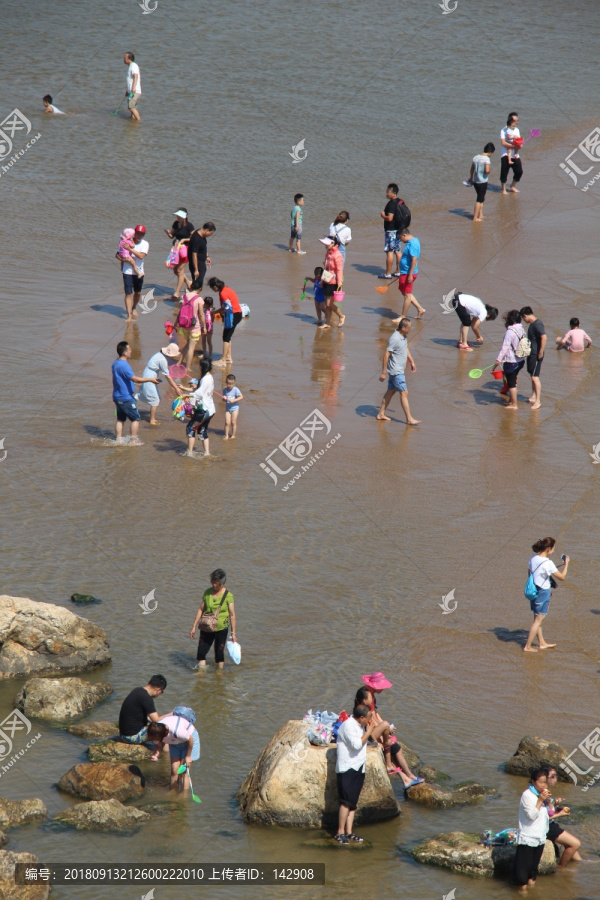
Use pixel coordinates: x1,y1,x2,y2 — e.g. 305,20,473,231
222,374,243,440
289,193,305,254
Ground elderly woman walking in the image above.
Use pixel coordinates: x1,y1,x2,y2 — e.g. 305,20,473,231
137,344,182,425
189,569,237,669
493,309,526,410
318,236,345,329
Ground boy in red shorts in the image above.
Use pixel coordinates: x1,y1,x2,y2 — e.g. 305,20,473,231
398,228,425,319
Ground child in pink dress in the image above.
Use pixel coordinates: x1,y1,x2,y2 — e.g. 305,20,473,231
201,296,214,359
117,228,141,276
556,317,592,352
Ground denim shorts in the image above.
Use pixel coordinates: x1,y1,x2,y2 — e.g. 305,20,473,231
115,398,141,422
530,587,551,615
388,373,407,392
123,273,144,295
290,227,302,240
384,230,400,252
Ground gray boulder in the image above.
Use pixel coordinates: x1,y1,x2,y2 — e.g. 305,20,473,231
15,677,112,722
504,736,570,781
0,799,47,829
0,595,110,677
67,720,119,739
412,831,557,878
53,799,150,833
406,781,490,808
237,719,400,827
87,740,152,763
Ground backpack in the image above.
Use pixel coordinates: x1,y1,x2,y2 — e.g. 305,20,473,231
173,705,196,725
511,326,531,358
176,293,198,330
222,302,234,329
393,199,411,231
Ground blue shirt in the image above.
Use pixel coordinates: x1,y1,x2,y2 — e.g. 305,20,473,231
112,358,136,402
314,279,325,303
399,237,420,274
291,204,303,229
223,385,242,412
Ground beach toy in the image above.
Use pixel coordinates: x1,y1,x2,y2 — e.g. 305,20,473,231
468,364,496,379
169,363,187,379
492,369,504,380
333,289,345,303
177,243,188,261
512,137,524,148
299,278,308,301
375,277,399,294
176,764,201,803
522,128,542,144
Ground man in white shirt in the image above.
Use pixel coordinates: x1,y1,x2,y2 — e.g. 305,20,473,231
117,225,149,321
124,52,141,122
334,704,387,844
451,291,498,351
500,111,522,194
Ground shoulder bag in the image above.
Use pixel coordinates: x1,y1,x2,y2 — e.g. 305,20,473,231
199,589,230,633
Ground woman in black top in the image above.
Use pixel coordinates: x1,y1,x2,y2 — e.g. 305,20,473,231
165,209,195,300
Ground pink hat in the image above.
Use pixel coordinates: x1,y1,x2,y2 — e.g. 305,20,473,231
361,672,392,690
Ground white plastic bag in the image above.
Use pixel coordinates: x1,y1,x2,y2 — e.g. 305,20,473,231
226,639,241,665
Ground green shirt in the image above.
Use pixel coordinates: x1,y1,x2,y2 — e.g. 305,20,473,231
202,588,233,631
291,204,302,229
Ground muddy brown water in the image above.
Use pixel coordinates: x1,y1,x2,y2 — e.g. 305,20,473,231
1,1,600,897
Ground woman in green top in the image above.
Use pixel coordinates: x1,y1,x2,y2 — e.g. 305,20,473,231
190,568,237,669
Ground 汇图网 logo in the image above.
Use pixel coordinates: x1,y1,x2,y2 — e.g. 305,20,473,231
0,709,31,761
560,726,600,790
289,139,307,164
0,109,32,160
260,409,340,489
560,126,600,191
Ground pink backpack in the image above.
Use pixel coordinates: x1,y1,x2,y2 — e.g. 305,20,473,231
177,293,198,329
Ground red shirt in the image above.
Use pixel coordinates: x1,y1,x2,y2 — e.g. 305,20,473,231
220,286,241,315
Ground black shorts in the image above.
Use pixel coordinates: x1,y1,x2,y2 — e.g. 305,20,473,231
547,820,564,842
322,282,338,299
337,768,365,811
500,156,523,185
474,182,488,203
222,311,243,343
197,627,228,663
527,355,543,377
186,409,213,440
503,360,524,388
454,299,472,327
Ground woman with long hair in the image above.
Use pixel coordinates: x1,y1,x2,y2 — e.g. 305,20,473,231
184,357,215,458
524,537,570,652
493,309,525,410
328,211,352,261
318,236,345,329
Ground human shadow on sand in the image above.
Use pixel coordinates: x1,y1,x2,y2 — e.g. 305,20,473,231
490,627,528,645
91,304,127,318
356,404,403,424
351,263,383,276
361,306,398,318
448,208,474,219
286,312,318,324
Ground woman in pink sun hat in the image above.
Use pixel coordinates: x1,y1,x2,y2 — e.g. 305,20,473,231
358,673,424,789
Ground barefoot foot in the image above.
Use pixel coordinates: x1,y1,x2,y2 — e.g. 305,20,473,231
376,414,391,422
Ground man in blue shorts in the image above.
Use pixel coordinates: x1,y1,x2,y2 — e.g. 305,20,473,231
111,340,159,444
118,224,149,321
377,317,420,426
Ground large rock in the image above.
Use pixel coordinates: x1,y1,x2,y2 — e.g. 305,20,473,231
412,831,557,878
15,677,112,722
236,719,400,827
53,799,150,833
0,596,110,678
67,721,119,739
0,850,50,899
57,762,145,802
504,736,570,781
0,832,6,848
0,799,47,829
406,781,489,808
87,740,152,763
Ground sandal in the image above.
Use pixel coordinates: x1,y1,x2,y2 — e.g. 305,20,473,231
347,833,364,843
334,833,349,844
387,766,402,775
405,777,425,788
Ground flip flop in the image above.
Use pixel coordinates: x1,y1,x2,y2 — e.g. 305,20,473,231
387,767,402,775
406,777,424,788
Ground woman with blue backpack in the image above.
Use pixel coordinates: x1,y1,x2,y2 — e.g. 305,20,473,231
148,705,200,789
523,537,570,653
